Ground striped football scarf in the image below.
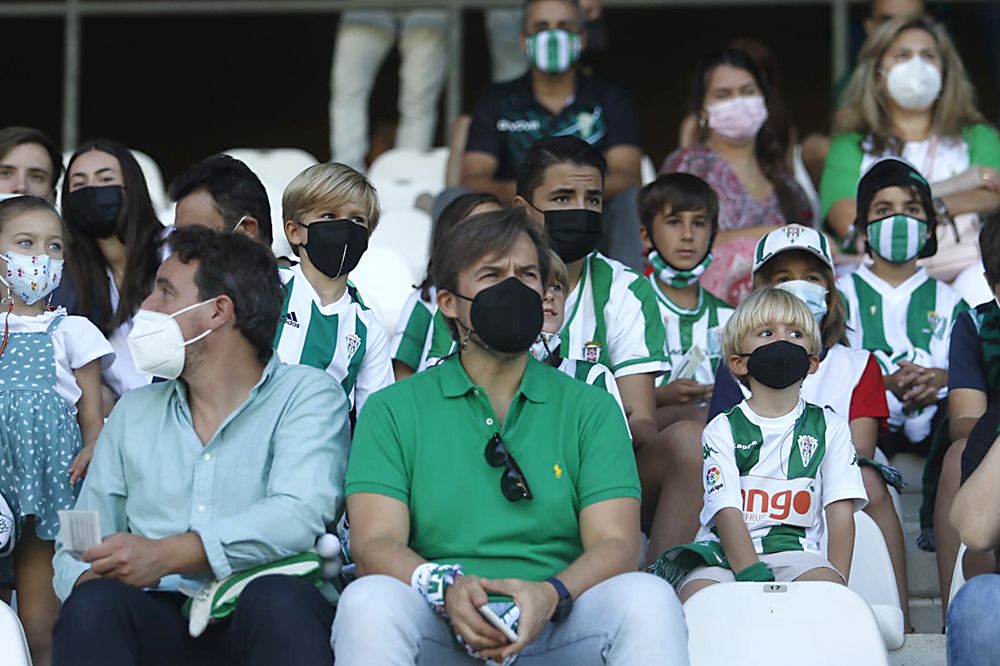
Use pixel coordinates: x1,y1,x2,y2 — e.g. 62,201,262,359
650,250,713,289
526,29,581,74
867,214,928,263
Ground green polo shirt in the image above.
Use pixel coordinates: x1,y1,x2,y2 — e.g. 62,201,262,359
346,354,639,582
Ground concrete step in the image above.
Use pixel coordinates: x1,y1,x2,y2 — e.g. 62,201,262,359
889,634,947,665
893,453,926,496
910,597,945,635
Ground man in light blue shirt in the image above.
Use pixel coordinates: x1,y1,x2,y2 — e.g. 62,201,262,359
52,227,350,666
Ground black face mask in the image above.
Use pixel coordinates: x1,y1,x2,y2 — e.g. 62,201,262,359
543,209,604,263
742,340,811,389
297,219,369,279
62,185,124,239
456,277,543,355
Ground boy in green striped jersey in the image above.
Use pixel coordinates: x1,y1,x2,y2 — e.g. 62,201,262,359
655,288,866,600
274,163,394,416
512,137,668,448
638,173,734,428
837,157,969,448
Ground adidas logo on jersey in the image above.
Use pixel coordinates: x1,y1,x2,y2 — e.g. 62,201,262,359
283,312,300,328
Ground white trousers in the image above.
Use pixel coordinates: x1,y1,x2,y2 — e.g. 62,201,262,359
331,572,690,666
330,11,448,169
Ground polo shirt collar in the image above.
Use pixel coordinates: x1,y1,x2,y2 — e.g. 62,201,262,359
439,354,549,403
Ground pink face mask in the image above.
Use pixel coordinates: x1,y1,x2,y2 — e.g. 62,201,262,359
706,95,769,145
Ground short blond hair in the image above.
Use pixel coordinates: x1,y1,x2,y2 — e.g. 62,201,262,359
722,288,822,365
548,252,570,293
281,162,381,232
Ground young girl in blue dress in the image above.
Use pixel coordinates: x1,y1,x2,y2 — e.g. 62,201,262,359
0,195,113,665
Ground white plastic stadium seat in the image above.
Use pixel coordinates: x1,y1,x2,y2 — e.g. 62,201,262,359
368,147,448,193
350,245,418,334
684,582,888,666
369,208,433,282
0,601,32,666
950,543,968,605
820,510,904,650
223,148,320,259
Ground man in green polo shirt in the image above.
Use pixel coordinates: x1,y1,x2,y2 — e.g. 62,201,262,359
331,209,687,665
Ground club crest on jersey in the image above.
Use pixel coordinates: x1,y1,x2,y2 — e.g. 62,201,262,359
583,340,602,364
798,435,818,468
927,311,946,339
345,333,361,359
705,465,724,494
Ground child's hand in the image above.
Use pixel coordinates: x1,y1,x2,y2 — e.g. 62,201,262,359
885,363,922,401
902,366,946,410
69,444,95,486
659,379,712,406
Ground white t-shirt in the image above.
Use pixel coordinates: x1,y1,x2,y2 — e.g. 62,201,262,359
7,308,115,413
699,399,867,555
275,264,394,414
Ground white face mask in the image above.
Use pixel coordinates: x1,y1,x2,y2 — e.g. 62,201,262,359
1,251,64,305
775,279,829,323
126,298,217,380
886,56,942,111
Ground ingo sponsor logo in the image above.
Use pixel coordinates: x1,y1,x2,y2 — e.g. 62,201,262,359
741,487,813,523
705,465,724,493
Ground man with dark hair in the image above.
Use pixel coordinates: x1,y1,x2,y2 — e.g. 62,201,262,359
332,208,687,665
51,227,347,666
459,0,644,268
168,154,273,246
0,126,63,201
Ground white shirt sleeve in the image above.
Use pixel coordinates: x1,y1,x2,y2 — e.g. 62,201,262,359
819,411,868,512
354,314,395,416
700,416,744,528
50,316,116,412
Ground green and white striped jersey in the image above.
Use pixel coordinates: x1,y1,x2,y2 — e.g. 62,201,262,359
274,265,394,415
560,252,669,378
837,265,969,440
699,400,867,555
555,356,627,423
648,277,734,385
391,287,441,373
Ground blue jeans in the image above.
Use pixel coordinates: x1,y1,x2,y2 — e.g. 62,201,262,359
331,572,689,665
947,573,1000,665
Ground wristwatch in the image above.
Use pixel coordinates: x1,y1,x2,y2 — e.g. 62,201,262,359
545,576,573,623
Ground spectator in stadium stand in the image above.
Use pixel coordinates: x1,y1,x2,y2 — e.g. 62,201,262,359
662,48,815,306
0,126,64,604
0,127,63,202
330,208,688,665
457,0,645,270
50,227,348,666
820,15,1000,293
51,140,167,407
329,10,447,170
168,153,273,247
931,214,1000,613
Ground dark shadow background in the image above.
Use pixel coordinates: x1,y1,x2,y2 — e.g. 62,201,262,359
2,3,997,184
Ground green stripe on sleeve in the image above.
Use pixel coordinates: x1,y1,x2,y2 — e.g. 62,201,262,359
394,303,433,369
628,275,668,359
590,258,614,367
428,309,457,361
300,306,339,370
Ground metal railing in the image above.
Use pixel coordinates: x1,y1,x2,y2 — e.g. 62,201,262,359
0,0,988,151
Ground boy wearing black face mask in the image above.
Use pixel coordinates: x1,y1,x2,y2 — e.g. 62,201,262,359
275,163,394,416
649,288,867,600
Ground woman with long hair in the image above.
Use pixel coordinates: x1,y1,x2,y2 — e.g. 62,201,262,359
662,48,814,305
58,139,165,401
821,15,1000,286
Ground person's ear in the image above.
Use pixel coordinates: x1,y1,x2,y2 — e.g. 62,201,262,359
238,216,260,241
806,353,821,376
639,224,653,254
512,195,530,210
728,353,748,380
863,17,875,36
437,289,458,321
285,218,302,244
209,294,236,330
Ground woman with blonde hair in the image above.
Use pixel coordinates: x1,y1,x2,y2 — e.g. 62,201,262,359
821,15,1000,285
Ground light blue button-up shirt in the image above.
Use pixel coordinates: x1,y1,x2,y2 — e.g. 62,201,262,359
53,356,351,602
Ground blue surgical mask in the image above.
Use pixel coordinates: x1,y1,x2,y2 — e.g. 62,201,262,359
775,279,828,323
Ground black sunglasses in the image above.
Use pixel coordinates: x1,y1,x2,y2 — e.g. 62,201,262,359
484,433,533,502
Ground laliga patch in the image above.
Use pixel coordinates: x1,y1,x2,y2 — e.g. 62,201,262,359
798,435,818,468
345,333,361,359
705,465,724,494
